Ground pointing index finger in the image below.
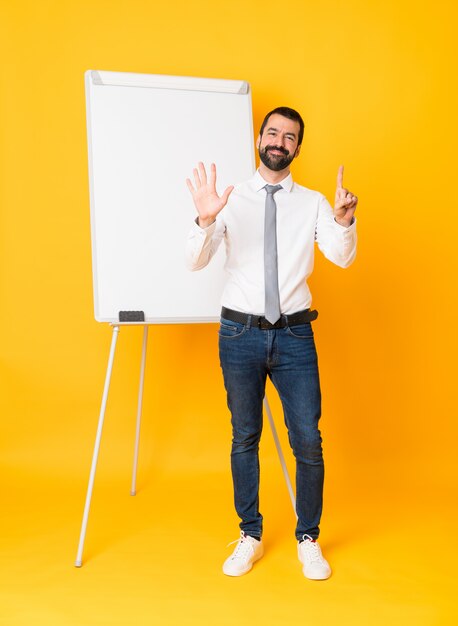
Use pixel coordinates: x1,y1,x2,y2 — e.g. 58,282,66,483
337,165,344,189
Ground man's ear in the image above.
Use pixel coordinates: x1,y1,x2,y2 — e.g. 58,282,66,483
256,134,261,149
295,144,301,158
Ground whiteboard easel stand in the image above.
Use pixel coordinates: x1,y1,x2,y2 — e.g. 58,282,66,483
131,325,148,496
74,323,295,567
263,397,297,517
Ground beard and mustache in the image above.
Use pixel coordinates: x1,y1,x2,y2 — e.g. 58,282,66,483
258,144,296,171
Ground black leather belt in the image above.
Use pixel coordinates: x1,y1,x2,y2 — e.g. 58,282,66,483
221,306,318,330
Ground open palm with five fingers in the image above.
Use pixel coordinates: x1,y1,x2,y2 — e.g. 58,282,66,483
334,165,358,227
186,162,234,229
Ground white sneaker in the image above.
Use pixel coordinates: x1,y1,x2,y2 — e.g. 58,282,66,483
297,534,332,580
223,531,264,576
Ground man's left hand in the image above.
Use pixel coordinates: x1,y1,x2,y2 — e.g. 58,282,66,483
334,165,358,227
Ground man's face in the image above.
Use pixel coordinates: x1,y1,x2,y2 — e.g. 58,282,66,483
256,113,301,172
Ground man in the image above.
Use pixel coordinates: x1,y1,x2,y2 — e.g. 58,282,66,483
185,107,357,580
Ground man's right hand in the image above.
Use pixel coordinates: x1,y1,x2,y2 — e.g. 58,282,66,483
186,162,234,229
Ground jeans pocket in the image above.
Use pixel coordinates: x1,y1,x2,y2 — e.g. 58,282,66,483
219,317,246,339
286,323,314,339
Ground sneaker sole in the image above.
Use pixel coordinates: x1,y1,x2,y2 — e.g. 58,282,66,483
300,567,332,580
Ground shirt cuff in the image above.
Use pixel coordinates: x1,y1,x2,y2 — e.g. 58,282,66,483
193,216,217,234
333,216,356,230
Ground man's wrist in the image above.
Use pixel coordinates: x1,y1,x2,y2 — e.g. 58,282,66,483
334,216,354,228
198,217,216,229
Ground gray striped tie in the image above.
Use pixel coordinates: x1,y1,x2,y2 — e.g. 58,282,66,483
264,184,282,324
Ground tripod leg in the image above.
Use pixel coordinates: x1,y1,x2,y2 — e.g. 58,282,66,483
75,325,120,567
131,325,148,496
263,395,297,518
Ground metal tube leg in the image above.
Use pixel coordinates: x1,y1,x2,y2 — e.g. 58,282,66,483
75,325,121,567
131,325,148,496
263,395,297,518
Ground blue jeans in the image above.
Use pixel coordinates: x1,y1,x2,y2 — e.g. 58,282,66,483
218,315,324,541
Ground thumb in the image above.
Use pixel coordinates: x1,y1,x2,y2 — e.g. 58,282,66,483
221,185,234,205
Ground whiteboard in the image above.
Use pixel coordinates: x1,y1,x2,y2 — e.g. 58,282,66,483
85,70,255,323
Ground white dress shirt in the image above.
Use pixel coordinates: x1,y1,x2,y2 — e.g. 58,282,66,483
186,169,357,315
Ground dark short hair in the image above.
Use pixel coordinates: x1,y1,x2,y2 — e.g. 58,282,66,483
259,107,305,146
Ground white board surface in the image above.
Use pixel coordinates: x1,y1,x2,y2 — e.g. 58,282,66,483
85,70,255,323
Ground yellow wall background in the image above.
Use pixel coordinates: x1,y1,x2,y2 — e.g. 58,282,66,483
1,1,457,624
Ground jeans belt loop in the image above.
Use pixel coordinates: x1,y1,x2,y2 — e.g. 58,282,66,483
246,314,252,330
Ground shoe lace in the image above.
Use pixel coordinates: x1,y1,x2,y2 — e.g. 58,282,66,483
301,535,322,562
227,532,254,561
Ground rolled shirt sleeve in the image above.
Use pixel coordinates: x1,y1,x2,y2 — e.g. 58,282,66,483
185,215,226,271
315,195,357,268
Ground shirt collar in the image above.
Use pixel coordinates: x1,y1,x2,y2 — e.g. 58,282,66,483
251,169,294,193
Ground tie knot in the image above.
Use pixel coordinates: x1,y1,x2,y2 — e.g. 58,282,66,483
264,184,282,196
